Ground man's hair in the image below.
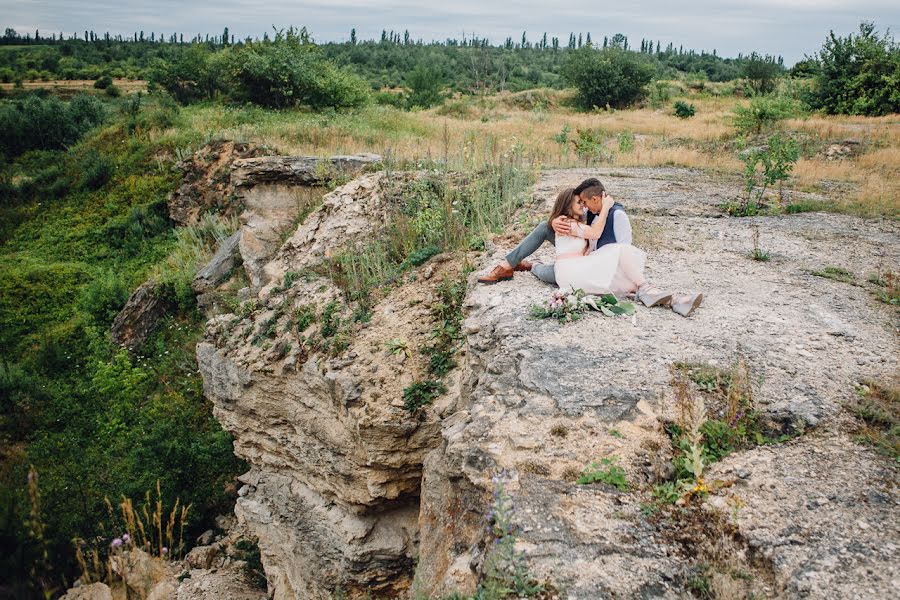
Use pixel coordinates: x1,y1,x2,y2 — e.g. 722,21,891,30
573,178,604,196
579,184,606,200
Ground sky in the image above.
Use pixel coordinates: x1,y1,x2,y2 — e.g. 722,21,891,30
2,1,899,65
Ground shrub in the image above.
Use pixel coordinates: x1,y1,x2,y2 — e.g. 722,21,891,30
563,47,654,110
77,271,130,325
807,22,900,116
741,52,783,95
79,150,115,191
0,94,106,158
673,100,696,119
104,84,121,98
223,27,369,109
148,46,221,104
404,64,444,108
93,75,113,90
732,95,805,135
727,133,800,215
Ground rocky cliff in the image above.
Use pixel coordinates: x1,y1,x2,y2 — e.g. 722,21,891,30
198,161,899,599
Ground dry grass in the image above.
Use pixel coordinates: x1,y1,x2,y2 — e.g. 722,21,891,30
161,88,899,217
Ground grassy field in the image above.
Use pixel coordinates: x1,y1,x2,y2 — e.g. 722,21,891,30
140,84,898,217
0,78,147,93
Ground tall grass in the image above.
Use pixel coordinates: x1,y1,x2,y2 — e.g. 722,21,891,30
75,481,191,586
152,213,238,306
317,145,533,309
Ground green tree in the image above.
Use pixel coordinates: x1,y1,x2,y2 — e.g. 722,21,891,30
404,64,444,108
807,22,900,116
563,47,654,110
743,52,782,94
223,27,369,109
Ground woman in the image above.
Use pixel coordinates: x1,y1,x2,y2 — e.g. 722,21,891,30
544,188,703,317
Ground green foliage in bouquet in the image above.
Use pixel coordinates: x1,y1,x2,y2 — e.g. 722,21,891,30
529,288,636,323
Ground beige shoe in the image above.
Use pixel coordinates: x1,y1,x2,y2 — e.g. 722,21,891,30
672,293,703,317
637,284,674,308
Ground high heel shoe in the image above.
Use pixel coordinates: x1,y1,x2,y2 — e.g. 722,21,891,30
672,293,703,317
636,284,674,308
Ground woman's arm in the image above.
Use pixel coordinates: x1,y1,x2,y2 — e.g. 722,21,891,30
570,196,615,240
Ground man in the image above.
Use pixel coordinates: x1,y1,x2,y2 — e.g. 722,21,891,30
478,178,633,284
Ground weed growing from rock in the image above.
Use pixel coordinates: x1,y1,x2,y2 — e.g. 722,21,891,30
576,457,629,490
848,380,899,460
747,226,770,262
403,380,447,414
478,479,544,599
868,271,899,305
809,265,855,284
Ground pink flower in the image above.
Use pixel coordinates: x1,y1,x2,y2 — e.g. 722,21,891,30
122,533,130,544
110,538,123,549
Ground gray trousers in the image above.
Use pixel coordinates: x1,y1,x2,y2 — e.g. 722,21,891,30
506,222,557,284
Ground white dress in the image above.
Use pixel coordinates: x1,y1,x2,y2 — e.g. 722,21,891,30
554,231,647,296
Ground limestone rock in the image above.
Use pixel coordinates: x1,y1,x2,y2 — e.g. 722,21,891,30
185,544,220,570
167,141,264,226
230,154,381,188
198,166,899,599
60,583,112,600
192,230,242,293
110,279,172,351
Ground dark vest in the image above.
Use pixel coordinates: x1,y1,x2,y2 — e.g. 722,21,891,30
586,202,623,247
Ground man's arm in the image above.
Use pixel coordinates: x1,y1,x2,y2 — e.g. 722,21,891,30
550,215,572,236
613,211,633,245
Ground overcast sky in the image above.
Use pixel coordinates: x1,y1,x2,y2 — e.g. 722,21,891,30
3,1,898,64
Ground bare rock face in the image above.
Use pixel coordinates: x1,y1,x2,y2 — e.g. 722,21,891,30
197,170,455,599
168,141,266,226
60,583,113,600
231,154,381,291
110,279,171,351
230,154,381,188
192,230,242,294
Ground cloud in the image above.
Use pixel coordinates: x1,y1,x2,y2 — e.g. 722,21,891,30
2,0,898,63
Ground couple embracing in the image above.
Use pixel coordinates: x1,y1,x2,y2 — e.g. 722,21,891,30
479,178,704,317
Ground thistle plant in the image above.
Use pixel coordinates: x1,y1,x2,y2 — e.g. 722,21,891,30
479,477,543,598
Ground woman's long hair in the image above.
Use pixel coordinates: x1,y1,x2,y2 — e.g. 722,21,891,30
547,187,578,226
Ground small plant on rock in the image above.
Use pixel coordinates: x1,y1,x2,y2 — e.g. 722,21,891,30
479,478,544,598
576,457,629,491
402,380,447,414
809,266,855,284
747,227,770,261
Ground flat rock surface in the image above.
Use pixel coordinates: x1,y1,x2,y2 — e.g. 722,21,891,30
416,167,899,598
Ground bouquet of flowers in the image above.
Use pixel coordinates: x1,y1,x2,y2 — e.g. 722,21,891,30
529,288,635,323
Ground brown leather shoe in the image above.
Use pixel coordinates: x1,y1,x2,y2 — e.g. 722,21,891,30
514,261,533,272
477,264,514,284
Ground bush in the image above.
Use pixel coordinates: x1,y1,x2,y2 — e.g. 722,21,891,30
0,94,106,159
732,95,805,135
673,100,696,118
807,22,900,116
742,52,783,95
563,47,654,110
104,84,121,98
148,46,221,104
404,64,444,108
77,271,130,325
223,27,369,109
93,75,113,90
79,150,115,191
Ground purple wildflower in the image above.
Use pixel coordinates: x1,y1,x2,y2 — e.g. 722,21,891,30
110,538,123,549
